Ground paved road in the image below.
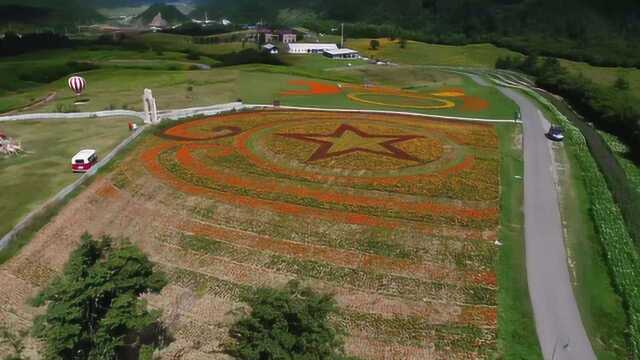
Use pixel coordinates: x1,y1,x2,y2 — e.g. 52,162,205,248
499,87,596,360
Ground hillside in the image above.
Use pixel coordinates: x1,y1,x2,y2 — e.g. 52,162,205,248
0,0,103,27
193,0,640,68
135,3,189,26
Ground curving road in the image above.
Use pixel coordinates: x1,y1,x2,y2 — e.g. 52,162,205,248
498,87,596,360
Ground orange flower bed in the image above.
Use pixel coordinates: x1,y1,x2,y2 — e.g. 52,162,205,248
140,109,501,233
462,96,490,112
141,141,493,240
281,79,342,96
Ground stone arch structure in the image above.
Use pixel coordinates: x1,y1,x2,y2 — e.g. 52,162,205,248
143,89,159,124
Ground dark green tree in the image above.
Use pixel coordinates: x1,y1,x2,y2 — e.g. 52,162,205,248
369,39,380,50
614,77,630,91
31,233,167,360
227,281,353,360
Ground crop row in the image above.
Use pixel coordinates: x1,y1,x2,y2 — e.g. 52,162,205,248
167,234,496,305
158,151,497,229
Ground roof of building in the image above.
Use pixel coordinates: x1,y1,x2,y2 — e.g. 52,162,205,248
288,43,339,50
71,149,96,162
324,48,359,55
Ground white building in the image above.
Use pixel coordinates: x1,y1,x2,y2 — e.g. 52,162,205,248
263,44,279,55
287,43,339,54
323,48,360,59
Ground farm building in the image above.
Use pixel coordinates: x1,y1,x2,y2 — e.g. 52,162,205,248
262,44,279,54
257,28,297,44
323,48,360,59
288,43,339,54
279,30,297,44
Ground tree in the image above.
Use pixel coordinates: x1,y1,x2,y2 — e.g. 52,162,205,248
369,39,380,50
520,53,540,75
614,76,630,91
32,233,167,360
399,38,407,49
226,281,353,360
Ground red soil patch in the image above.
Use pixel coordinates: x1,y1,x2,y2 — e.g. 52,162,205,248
281,80,342,96
462,96,490,112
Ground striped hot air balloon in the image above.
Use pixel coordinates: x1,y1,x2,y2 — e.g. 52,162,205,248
68,76,87,96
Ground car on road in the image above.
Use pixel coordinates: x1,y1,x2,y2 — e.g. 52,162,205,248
546,126,565,142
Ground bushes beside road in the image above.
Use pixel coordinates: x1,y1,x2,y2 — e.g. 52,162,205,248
496,55,640,161
526,89,640,357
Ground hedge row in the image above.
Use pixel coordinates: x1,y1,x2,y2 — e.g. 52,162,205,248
526,89,640,356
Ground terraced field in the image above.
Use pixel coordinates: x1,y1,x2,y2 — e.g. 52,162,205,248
0,110,501,359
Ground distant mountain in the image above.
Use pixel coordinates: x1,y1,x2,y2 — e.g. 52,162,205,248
135,3,189,26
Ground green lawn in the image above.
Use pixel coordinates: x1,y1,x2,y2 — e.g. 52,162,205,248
495,124,542,359
0,117,133,239
0,51,518,119
237,68,517,118
559,59,640,97
346,38,521,68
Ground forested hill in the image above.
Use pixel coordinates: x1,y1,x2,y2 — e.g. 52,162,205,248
0,0,103,27
194,0,640,67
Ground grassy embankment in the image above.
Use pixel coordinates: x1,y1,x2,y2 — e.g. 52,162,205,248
0,117,133,257
495,124,542,359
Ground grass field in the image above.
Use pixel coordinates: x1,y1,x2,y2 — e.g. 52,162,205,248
495,124,542,359
346,38,521,68
559,59,640,97
0,51,518,119
0,117,133,241
0,110,510,359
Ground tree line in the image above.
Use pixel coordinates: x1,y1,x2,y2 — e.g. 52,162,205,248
496,54,640,161
0,32,72,57
192,0,640,69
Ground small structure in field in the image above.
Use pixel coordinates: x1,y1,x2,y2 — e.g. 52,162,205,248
288,43,338,55
323,48,360,60
263,44,279,55
0,132,24,156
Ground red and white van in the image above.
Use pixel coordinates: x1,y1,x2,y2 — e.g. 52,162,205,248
71,149,98,173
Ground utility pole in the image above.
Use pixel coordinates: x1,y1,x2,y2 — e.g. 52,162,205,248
341,23,344,48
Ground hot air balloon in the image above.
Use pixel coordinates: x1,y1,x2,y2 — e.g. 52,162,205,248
68,76,87,96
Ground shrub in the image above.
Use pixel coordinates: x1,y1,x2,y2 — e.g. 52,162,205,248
186,50,201,60
226,281,353,360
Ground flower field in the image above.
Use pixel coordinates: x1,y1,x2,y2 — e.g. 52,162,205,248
0,110,502,359
280,79,490,113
